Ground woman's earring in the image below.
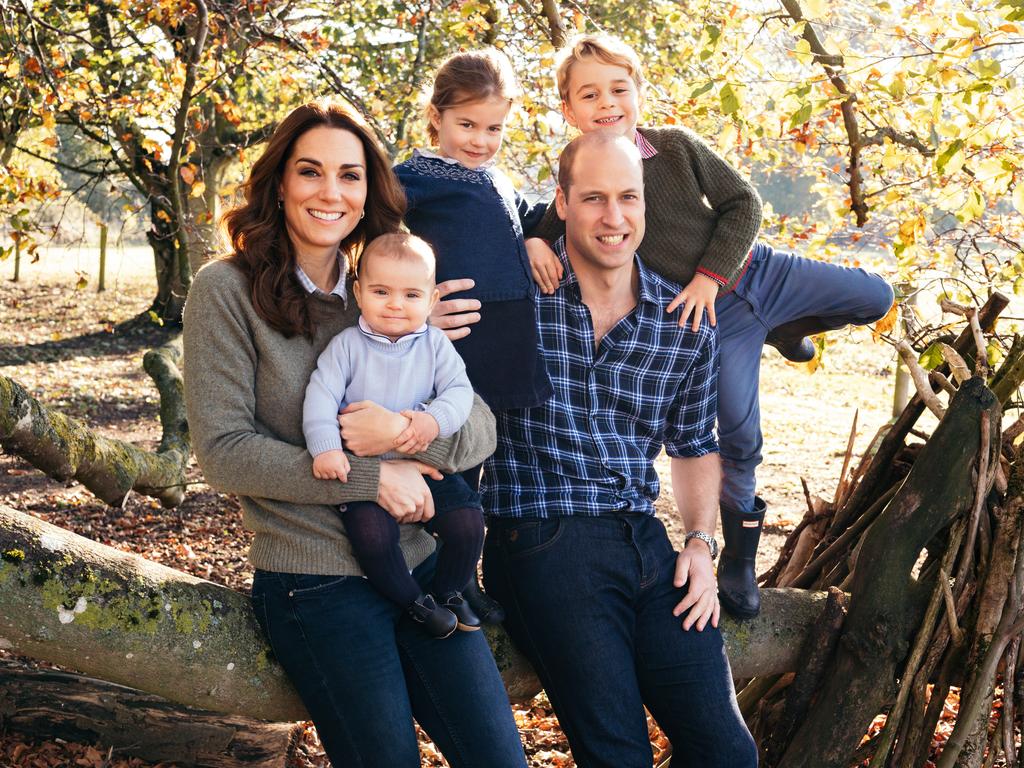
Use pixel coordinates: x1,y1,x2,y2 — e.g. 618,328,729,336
278,199,283,210
359,210,365,220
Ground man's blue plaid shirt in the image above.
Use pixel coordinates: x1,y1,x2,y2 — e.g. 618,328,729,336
483,237,720,519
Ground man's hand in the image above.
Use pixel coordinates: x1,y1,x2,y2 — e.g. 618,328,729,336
672,538,720,631
312,449,350,482
338,401,409,456
431,278,481,341
526,238,563,295
666,273,719,332
395,410,441,454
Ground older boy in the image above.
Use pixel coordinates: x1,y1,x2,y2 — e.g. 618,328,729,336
528,34,894,619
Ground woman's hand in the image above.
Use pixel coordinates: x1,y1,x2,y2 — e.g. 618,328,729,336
431,278,481,341
338,401,409,456
666,273,720,332
377,460,444,523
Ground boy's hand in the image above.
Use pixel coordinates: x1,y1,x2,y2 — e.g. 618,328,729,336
526,238,563,295
312,449,351,482
666,273,720,332
394,410,441,455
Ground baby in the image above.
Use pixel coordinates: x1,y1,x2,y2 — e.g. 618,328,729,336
302,233,483,638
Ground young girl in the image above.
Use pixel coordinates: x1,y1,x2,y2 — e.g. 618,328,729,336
394,49,552,420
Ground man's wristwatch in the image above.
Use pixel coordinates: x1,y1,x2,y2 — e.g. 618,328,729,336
684,530,719,561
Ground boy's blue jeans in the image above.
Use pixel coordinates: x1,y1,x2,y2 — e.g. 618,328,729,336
717,242,894,513
251,553,527,768
483,513,758,768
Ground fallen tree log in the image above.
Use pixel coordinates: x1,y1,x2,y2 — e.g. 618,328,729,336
0,337,188,508
0,663,300,768
0,504,825,719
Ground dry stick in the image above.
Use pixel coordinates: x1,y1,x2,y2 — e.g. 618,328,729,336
937,524,1024,768
970,310,990,379
833,409,859,507
759,507,831,587
800,477,815,519
941,298,972,316
940,567,966,647
1003,637,1020,768
991,334,1024,406
896,339,947,419
904,583,977,768
867,519,967,767
954,412,994,597
942,343,972,385
790,483,900,589
930,371,959,397
1005,414,1024,448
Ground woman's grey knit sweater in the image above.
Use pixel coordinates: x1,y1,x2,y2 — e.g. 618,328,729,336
182,259,496,576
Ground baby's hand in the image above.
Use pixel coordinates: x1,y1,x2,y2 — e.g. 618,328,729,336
312,449,351,482
666,274,720,332
526,237,563,295
394,410,441,455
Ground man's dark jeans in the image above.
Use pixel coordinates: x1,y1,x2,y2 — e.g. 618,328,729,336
252,553,526,768
483,513,757,768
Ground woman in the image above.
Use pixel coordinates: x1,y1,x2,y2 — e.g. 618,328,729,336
182,100,526,768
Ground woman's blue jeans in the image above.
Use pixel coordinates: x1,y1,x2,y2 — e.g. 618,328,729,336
251,553,527,768
483,513,757,768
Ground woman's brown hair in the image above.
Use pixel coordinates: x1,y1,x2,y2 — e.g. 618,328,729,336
222,100,406,339
426,48,520,144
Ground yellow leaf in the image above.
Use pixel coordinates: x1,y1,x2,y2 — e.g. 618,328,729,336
802,0,828,18
794,38,814,67
1012,184,1024,216
179,164,196,185
190,180,206,198
5,60,20,78
156,209,171,222
872,303,898,342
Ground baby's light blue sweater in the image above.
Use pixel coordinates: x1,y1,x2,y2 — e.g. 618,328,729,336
303,318,474,458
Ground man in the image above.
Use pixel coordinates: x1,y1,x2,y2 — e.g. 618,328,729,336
480,132,757,767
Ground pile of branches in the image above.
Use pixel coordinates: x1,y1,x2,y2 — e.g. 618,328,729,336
742,292,1024,768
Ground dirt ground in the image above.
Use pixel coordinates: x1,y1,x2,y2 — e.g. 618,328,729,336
0,261,899,767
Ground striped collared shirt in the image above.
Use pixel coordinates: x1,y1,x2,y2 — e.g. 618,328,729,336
483,238,719,519
295,258,348,301
635,129,658,159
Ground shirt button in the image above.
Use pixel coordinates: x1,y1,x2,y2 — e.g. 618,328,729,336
339,504,347,513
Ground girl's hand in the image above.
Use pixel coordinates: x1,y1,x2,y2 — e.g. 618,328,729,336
431,278,481,341
526,238,563,294
666,274,720,332
312,449,351,482
377,460,443,523
338,401,409,456
395,410,441,454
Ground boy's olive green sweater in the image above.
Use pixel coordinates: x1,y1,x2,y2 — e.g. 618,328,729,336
533,126,763,292
183,259,497,576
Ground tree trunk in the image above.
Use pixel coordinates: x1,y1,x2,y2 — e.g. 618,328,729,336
0,504,829,720
0,339,189,508
0,663,299,768
148,197,190,325
777,377,1001,768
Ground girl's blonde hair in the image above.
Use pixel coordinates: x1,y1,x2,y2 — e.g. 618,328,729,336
426,48,520,143
554,34,647,102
